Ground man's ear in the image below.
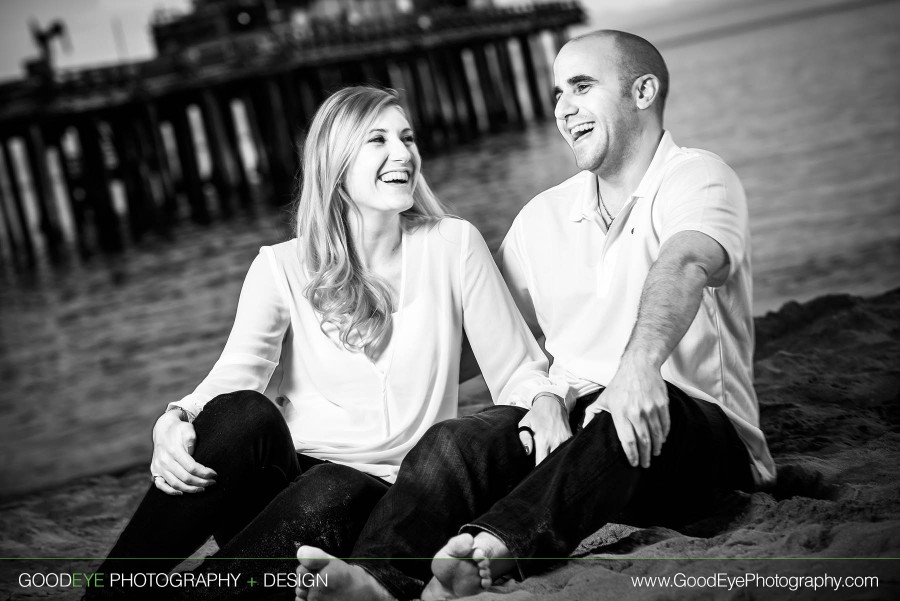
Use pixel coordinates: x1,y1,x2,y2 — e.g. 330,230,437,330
633,75,660,110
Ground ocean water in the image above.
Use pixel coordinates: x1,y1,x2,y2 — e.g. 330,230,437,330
0,0,898,498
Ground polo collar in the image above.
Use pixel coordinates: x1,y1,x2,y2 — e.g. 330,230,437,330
568,130,678,222
569,172,600,222
632,130,677,200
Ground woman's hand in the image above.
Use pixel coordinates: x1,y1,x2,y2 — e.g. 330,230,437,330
150,410,217,495
518,394,572,465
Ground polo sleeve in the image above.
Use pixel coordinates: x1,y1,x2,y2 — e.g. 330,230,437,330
460,221,569,410
167,249,291,418
656,155,749,281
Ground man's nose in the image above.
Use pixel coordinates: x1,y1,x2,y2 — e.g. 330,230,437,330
554,92,576,121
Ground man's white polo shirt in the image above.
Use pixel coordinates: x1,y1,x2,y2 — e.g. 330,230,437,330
497,131,775,486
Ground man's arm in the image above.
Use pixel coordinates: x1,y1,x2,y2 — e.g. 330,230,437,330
584,229,730,468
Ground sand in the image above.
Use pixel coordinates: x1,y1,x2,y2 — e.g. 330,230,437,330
1,287,898,599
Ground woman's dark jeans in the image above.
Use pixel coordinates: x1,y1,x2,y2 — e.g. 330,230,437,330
350,384,754,600
88,390,389,600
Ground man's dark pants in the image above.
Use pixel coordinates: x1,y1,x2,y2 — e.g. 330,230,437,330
350,383,754,600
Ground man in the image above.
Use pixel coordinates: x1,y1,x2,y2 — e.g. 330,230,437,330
294,30,775,601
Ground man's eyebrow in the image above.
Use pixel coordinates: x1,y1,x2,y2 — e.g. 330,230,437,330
567,75,597,86
554,75,598,97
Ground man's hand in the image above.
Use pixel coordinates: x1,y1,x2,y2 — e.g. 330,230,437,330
518,394,572,464
150,410,217,495
583,358,671,468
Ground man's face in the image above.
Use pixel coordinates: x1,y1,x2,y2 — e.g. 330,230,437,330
553,37,638,176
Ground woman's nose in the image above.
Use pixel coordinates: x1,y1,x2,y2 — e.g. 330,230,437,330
388,137,412,162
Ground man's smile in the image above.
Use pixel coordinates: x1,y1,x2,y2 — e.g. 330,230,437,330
569,122,595,142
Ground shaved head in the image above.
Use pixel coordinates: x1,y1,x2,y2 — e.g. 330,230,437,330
569,30,669,115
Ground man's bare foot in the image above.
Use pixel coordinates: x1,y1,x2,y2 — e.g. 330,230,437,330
423,531,518,600
422,534,486,600
295,546,395,601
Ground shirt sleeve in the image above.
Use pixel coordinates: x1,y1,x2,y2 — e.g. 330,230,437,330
167,250,291,418
656,155,749,281
460,221,570,411
496,215,542,340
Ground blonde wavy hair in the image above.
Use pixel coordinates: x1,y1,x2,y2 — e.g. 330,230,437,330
293,86,448,358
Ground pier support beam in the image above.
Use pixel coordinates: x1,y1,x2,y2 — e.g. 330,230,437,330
201,89,241,217
397,58,431,151
412,56,447,148
111,114,156,243
138,102,177,228
240,92,269,184
48,130,91,259
425,51,460,145
170,104,210,225
443,48,478,140
252,78,296,205
472,43,506,132
494,40,524,126
24,125,63,260
0,143,28,267
76,119,123,253
517,34,546,120
217,95,254,209
1,139,36,265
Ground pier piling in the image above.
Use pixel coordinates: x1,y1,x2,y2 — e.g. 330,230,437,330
0,2,585,268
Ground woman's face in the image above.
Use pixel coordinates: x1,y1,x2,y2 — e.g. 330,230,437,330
343,106,420,221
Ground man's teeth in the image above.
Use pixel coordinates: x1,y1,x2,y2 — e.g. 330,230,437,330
379,172,409,183
570,123,594,139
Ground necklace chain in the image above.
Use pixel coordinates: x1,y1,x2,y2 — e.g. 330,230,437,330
598,194,615,229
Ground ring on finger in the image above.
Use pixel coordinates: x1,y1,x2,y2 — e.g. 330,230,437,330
150,473,165,484
517,425,535,437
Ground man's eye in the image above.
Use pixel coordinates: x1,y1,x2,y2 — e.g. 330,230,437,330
575,84,590,94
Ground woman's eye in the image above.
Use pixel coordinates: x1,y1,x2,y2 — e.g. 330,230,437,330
368,135,385,144
403,134,416,144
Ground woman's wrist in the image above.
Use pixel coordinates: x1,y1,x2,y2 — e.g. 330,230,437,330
164,406,193,423
156,407,191,435
532,393,567,414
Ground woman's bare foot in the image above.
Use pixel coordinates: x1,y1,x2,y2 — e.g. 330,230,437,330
423,532,515,600
295,546,395,601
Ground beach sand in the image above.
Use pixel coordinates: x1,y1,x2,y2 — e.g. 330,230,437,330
2,287,898,599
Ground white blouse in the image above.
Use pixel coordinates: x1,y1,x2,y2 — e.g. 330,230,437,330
169,218,567,482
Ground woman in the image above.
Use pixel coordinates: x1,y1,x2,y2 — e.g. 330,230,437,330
89,86,567,599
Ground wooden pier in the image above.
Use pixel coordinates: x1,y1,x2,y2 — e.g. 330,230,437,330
0,2,584,268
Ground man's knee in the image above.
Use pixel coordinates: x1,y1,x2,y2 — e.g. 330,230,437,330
293,464,386,515
578,410,634,463
415,406,525,455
